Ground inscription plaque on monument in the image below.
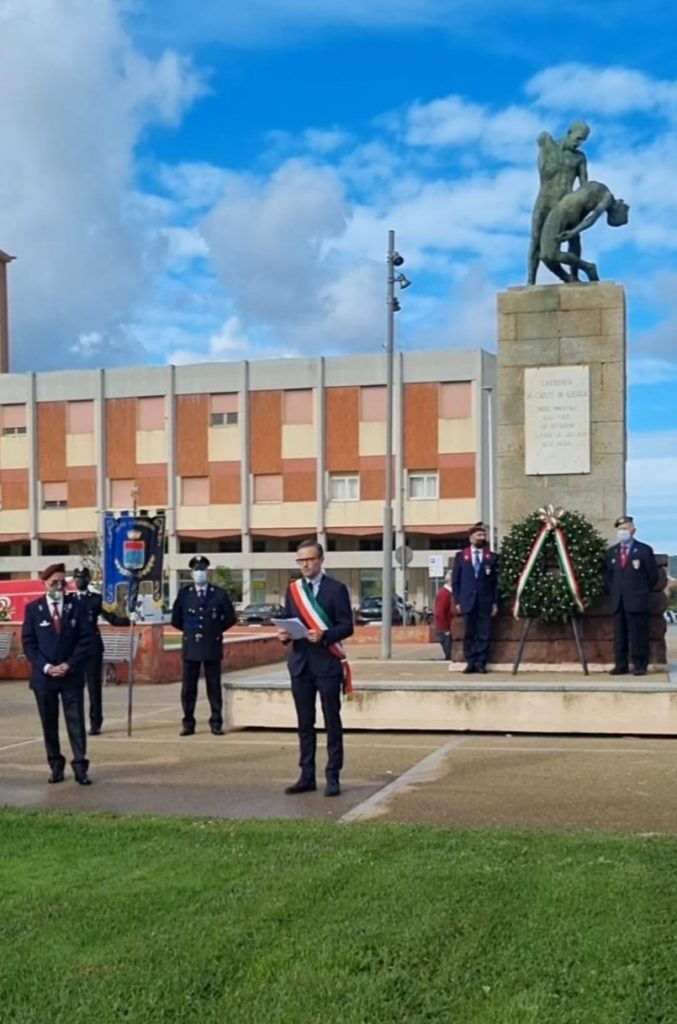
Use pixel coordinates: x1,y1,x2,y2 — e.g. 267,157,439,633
524,365,590,475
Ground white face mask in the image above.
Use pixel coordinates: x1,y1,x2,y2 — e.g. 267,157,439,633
617,529,632,544
192,570,207,586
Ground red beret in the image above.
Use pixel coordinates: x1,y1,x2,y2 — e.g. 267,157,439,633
40,562,66,581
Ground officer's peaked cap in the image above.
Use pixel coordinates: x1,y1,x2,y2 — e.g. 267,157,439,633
189,555,210,570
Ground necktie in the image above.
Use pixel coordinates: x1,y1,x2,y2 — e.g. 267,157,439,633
474,550,481,576
620,544,629,569
52,602,61,634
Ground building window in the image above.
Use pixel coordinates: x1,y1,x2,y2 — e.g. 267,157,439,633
253,475,283,503
283,389,313,425
210,411,238,427
1,404,27,435
182,477,209,506
360,386,387,422
329,474,359,501
67,400,95,434
440,382,472,419
42,482,68,509
109,479,135,509
408,472,438,500
138,397,165,431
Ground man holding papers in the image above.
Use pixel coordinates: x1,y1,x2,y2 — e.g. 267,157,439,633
276,539,354,797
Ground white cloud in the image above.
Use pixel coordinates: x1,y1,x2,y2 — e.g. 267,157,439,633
527,64,677,119
628,431,677,553
0,0,203,369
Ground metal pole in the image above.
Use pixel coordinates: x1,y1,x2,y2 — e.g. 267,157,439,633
483,386,495,549
381,229,395,659
126,617,136,737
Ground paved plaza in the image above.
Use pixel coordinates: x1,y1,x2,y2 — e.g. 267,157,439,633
1,625,676,833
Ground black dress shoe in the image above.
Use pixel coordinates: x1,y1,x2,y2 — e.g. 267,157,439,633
609,666,629,675
211,727,225,736
74,773,92,786
324,779,341,797
633,666,647,677
477,665,488,674
284,779,317,794
462,664,475,674
89,727,101,736
180,726,195,736
48,769,65,784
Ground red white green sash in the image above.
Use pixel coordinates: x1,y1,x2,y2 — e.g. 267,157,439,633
290,577,354,697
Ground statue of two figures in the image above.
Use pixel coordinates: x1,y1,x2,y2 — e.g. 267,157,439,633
527,121,629,285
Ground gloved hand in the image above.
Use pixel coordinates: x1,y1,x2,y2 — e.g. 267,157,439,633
130,611,140,624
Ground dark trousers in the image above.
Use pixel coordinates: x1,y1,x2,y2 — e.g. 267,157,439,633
435,630,452,661
463,607,492,668
85,652,103,730
613,607,650,669
291,670,343,782
33,687,88,772
181,659,223,729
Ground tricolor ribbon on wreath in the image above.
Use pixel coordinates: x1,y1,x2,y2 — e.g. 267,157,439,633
290,578,354,698
513,505,585,619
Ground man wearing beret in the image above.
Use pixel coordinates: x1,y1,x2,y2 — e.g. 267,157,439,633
606,515,659,676
452,522,500,673
170,555,236,735
72,565,132,736
21,563,93,784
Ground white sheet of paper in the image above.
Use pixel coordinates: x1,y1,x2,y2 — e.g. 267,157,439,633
271,616,309,640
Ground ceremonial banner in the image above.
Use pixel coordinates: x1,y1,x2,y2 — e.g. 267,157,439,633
103,511,166,615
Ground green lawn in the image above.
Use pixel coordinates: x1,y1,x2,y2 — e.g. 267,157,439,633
2,810,677,1023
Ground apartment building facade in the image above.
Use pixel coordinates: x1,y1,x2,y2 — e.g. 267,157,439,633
0,348,496,610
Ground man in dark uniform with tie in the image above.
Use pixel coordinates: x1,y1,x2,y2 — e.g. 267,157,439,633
21,562,93,784
452,522,500,673
170,555,236,735
72,566,132,736
606,515,659,676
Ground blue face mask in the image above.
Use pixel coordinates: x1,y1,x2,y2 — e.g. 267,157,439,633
192,570,208,586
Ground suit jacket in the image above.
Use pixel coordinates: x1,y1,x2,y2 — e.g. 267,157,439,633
606,539,658,614
452,546,499,614
171,583,236,662
284,574,354,678
434,586,453,632
21,594,91,692
72,590,130,656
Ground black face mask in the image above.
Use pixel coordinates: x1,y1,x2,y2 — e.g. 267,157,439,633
75,578,89,592
473,539,487,549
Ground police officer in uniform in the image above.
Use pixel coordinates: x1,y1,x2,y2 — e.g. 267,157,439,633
72,566,132,736
171,556,236,735
606,515,659,676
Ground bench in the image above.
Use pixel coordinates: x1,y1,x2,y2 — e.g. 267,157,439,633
102,631,140,685
0,632,13,660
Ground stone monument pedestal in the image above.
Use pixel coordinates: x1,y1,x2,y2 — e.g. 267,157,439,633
497,282,626,540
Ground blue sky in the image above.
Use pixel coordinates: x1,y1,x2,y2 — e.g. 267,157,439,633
1,0,676,550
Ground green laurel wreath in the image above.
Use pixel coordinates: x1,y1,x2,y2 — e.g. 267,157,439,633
498,509,607,622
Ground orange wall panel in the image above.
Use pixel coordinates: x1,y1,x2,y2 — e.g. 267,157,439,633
37,402,67,482
176,395,209,477
0,468,28,509
440,454,476,499
360,469,385,501
210,462,241,504
138,476,168,507
283,471,316,503
106,399,137,479
404,383,439,470
326,387,359,472
68,479,97,508
250,391,282,474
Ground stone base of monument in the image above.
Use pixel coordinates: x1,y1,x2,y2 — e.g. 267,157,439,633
450,591,668,673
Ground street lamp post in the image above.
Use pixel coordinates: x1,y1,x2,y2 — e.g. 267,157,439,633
381,230,410,659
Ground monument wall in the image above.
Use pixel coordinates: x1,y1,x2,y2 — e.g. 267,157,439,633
497,281,626,542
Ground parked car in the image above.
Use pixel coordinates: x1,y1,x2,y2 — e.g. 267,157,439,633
237,602,285,626
355,597,403,626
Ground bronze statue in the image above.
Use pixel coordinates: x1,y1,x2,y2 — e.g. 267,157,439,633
539,181,629,283
527,121,590,285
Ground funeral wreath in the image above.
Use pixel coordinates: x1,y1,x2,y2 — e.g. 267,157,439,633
499,506,606,622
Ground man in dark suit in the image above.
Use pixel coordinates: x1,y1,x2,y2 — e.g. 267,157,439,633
21,562,92,785
171,555,236,736
606,515,659,676
452,522,500,674
276,539,354,797
72,566,132,736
